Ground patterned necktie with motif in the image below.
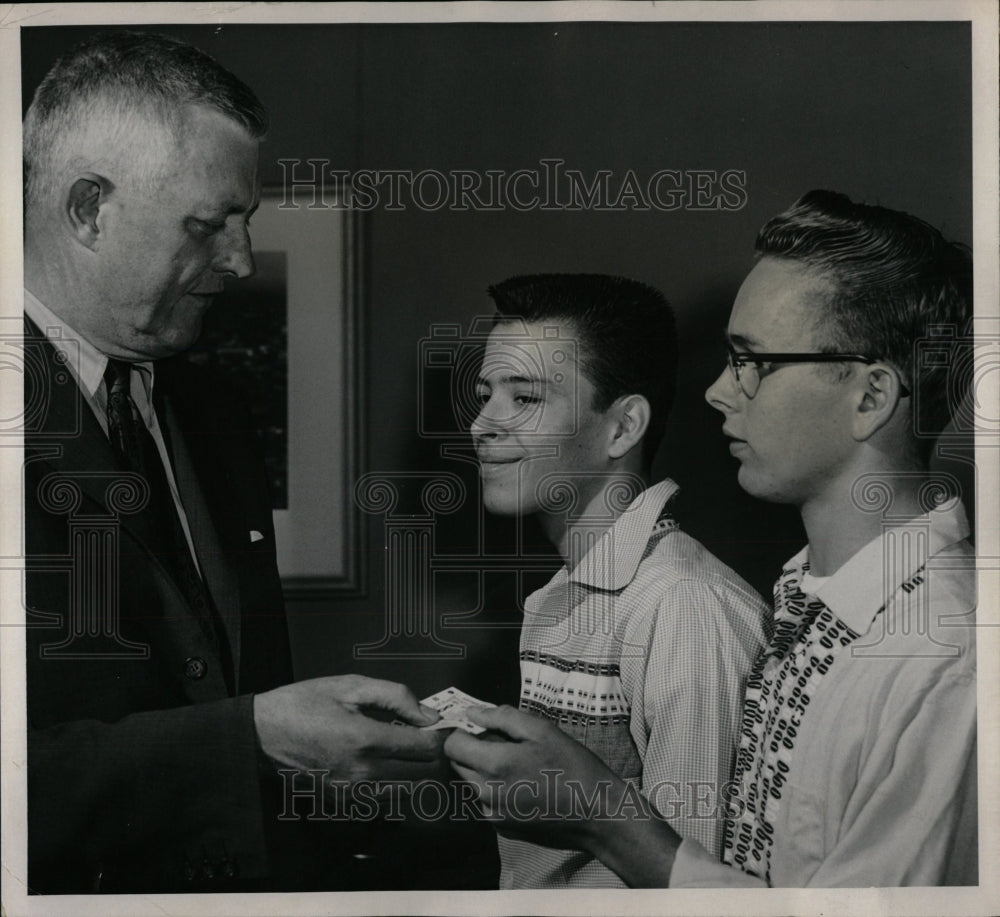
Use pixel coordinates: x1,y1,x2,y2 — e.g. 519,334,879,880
105,358,148,474
721,563,858,883
104,358,233,686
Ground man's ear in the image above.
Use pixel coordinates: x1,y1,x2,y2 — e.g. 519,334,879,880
65,174,110,250
607,394,651,459
852,363,908,441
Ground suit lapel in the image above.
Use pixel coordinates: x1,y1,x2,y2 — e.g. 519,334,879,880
24,317,231,697
24,317,168,555
157,390,243,688
155,362,247,688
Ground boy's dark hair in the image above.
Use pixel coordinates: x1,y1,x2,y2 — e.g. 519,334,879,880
488,273,677,466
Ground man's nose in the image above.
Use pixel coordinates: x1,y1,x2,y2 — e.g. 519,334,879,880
705,365,738,413
214,223,255,279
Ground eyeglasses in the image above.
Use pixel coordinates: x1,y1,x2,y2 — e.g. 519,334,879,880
725,343,910,399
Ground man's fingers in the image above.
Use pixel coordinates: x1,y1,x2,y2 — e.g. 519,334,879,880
365,754,449,783
418,702,441,723
343,676,438,726
363,719,446,762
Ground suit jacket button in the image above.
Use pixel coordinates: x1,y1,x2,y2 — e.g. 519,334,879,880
184,657,208,679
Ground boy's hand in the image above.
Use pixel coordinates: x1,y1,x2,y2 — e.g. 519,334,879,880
443,704,629,851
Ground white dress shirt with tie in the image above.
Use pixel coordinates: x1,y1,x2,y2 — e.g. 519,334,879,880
24,288,202,570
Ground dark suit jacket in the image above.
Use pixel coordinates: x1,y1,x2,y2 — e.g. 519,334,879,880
24,315,296,893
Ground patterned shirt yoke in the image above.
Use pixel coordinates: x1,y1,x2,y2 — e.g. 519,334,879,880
499,479,769,888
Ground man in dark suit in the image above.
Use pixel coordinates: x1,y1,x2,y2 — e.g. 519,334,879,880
22,31,443,894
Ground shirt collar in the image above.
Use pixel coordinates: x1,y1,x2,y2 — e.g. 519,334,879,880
568,478,680,591
793,497,970,634
24,288,156,406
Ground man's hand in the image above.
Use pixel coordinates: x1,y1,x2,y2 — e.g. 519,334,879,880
443,704,628,852
253,674,446,782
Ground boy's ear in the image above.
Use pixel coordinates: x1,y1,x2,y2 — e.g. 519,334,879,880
852,363,908,441
607,394,651,459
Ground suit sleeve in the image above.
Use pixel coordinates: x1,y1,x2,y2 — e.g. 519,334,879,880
23,357,290,893
27,695,272,892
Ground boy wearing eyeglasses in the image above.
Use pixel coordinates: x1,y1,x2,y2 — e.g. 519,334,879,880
446,192,977,887
453,274,769,887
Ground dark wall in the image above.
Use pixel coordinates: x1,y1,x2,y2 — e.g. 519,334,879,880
22,21,973,704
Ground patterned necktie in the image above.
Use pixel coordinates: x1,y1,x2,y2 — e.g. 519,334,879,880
105,358,148,475
104,358,233,687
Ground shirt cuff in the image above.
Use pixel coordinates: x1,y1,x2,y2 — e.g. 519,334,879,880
670,839,767,888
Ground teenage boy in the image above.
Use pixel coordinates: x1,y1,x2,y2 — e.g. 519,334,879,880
446,193,977,887
460,274,768,887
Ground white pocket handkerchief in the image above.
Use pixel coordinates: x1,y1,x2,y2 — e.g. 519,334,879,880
249,530,264,543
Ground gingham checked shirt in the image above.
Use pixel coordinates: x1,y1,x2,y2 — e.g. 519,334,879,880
498,479,769,888
670,498,977,887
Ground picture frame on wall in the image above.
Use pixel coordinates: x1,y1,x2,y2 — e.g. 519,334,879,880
189,186,365,596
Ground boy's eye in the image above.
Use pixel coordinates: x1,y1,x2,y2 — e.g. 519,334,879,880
513,394,541,406
736,354,768,372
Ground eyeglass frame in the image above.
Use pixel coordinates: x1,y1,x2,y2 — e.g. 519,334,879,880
725,343,911,399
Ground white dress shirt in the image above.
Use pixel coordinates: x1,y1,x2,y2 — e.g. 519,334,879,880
25,289,202,568
670,498,977,887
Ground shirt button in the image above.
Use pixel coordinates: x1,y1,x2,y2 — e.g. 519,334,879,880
184,657,208,680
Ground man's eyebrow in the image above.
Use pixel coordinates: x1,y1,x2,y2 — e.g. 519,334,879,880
726,332,762,350
199,199,259,219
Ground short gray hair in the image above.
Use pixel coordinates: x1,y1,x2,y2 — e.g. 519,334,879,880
23,30,267,206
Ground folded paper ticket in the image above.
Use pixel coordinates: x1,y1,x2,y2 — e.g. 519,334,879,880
419,686,495,735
